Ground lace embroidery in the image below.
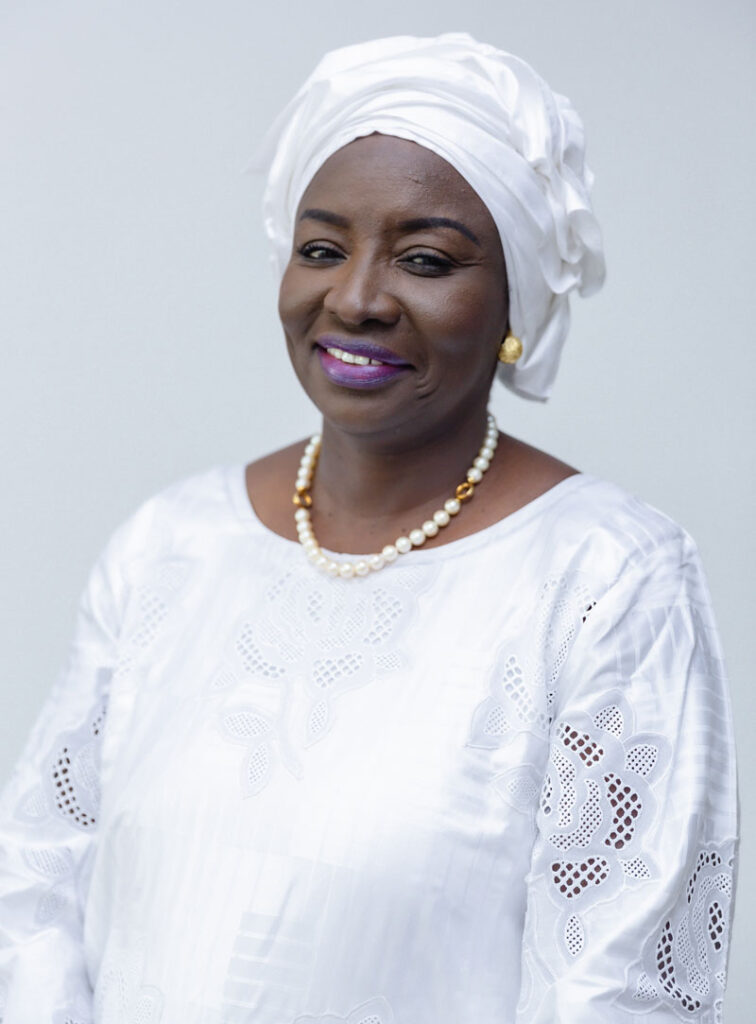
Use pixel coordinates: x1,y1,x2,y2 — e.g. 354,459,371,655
14,670,110,833
535,575,597,696
468,655,549,748
114,558,190,682
211,563,433,794
467,573,596,753
618,841,736,1021
293,997,395,1024
539,693,672,958
95,943,164,1024
11,671,111,929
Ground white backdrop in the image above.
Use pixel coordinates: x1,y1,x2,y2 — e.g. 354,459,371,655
1,1,753,1018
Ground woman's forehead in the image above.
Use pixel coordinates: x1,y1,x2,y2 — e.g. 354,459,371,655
297,135,497,230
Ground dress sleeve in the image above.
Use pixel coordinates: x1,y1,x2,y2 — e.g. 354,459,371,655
0,541,123,1023
516,529,738,1023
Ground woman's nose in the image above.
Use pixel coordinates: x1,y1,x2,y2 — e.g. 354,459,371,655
323,256,400,328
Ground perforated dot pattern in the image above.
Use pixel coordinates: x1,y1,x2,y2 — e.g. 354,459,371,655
621,856,651,879
656,920,701,1013
308,700,329,738
245,747,270,791
558,723,604,765
564,913,584,957
633,973,659,1002
501,656,548,730
626,743,658,776
603,772,641,850
312,652,364,689
551,856,610,899
552,748,577,828
223,711,268,741
593,704,624,738
236,625,286,678
22,847,71,878
483,705,509,736
365,590,402,645
51,747,95,828
549,778,602,850
131,587,168,649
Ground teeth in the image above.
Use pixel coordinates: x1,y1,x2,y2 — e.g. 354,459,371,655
325,345,385,367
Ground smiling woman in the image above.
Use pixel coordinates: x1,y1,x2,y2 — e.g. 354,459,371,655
0,32,738,1024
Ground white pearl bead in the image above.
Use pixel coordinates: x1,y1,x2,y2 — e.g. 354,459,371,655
294,417,499,577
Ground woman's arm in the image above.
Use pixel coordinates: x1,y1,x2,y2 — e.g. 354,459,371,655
0,544,122,1022
516,529,738,1022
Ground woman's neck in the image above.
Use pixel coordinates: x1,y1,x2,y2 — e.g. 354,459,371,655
312,406,491,523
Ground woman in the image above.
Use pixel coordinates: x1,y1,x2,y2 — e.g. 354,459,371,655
0,33,737,1023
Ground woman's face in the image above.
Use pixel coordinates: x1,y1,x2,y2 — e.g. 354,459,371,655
278,134,509,443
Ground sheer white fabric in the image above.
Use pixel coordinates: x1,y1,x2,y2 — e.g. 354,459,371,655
0,467,738,1023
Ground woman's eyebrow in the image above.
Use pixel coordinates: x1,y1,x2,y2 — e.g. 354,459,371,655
397,216,481,246
299,208,350,228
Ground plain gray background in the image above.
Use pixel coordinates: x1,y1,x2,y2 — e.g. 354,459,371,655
1,0,753,1018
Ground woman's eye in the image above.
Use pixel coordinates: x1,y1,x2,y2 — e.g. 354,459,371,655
298,241,343,261
400,251,454,274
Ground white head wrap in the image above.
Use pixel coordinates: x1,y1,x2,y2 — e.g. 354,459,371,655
258,32,605,401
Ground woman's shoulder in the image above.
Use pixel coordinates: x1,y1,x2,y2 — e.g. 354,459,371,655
535,469,701,589
95,464,244,571
100,443,308,565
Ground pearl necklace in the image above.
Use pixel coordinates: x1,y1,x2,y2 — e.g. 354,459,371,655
292,413,499,578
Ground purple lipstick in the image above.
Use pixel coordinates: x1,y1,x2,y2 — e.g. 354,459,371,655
315,336,411,389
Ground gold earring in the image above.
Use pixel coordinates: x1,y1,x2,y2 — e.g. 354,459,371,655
498,332,523,364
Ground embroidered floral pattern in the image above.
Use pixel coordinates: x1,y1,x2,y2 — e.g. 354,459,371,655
467,573,597,755
14,669,110,835
94,943,164,1024
293,996,394,1024
211,562,433,794
537,693,672,957
113,558,191,683
10,671,112,932
619,841,736,1022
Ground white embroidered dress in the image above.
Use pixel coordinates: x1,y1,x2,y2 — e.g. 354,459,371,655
0,467,738,1023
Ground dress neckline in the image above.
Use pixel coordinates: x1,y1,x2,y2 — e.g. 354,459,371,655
225,463,596,564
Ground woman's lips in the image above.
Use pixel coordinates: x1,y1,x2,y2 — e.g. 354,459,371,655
316,347,409,388
314,337,411,389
